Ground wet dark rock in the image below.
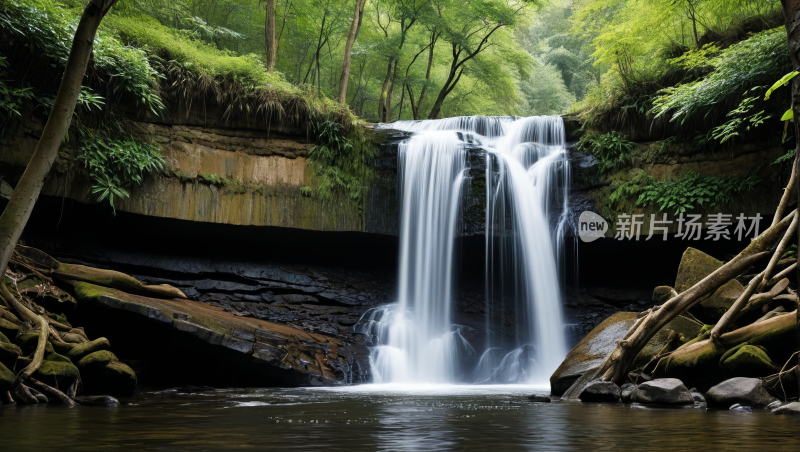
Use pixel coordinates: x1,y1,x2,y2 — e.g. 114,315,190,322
73,395,120,407
691,392,706,404
772,402,800,414
729,404,752,412
29,388,48,404
652,286,677,304
705,378,776,408
579,381,621,403
527,394,551,403
620,383,635,403
631,379,694,406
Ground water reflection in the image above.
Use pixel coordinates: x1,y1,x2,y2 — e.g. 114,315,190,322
0,385,796,450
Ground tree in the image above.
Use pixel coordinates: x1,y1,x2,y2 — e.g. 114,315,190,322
0,0,119,400
264,0,278,71
426,0,530,119
778,0,800,400
338,0,368,103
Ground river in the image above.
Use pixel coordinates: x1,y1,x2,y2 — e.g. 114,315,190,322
1,385,796,450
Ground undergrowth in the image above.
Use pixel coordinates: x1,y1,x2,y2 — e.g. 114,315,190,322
306,119,377,211
72,123,165,214
579,131,634,174
604,171,762,217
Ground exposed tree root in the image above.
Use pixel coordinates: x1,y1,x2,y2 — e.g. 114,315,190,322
28,377,76,407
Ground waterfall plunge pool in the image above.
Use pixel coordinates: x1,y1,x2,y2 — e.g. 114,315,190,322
1,386,795,450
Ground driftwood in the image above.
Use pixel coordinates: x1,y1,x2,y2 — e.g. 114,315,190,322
711,274,764,342
732,278,790,324
759,213,798,291
596,210,797,384
28,377,77,407
654,310,798,376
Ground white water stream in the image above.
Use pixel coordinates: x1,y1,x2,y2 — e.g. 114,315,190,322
356,116,569,385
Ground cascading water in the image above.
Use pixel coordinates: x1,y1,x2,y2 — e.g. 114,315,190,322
355,116,569,385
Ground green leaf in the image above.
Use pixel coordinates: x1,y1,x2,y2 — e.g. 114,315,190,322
765,71,799,100
781,109,794,121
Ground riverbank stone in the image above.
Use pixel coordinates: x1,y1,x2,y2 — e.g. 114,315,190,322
720,345,778,377
772,402,800,414
527,394,551,403
630,378,694,406
705,377,776,408
579,381,621,403
73,395,120,407
652,286,677,304
65,338,111,362
620,383,635,403
674,248,744,322
81,361,137,397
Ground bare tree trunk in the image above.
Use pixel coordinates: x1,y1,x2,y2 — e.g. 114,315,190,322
337,0,367,104
264,0,277,71
385,61,399,122
417,31,438,119
0,0,118,283
378,59,393,121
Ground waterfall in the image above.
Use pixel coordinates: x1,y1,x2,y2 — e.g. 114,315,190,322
357,116,569,385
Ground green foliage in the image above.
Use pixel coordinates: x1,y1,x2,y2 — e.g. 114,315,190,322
579,131,634,174
780,244,797,260
199,173,226,186
651,28,790,124
773,148,795,165
0,0,165,114
74,124,165,215
0,57,34,128
710,93,771,144
307,119,377,209
607,171,762,216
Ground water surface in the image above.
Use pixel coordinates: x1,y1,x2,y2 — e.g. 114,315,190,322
1,385,796,450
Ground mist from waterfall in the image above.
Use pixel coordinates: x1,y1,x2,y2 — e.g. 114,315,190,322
356,116,569,385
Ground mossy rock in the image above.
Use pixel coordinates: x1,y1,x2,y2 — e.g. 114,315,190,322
44,349,74,365
81,361,137,397
49,313,72,327
65,338,111,362
0,341,22,368
675,248,744,323
0,361,15,392
16,333,53,355
721,345,779,378
76,350,118,368
34,360,80,386
0,330,9,343
0,318,21,340
52,341,77,355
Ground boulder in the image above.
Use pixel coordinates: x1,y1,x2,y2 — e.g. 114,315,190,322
77,350,119,368
81,361,137,397
579,381,621,403
551,312,638,396
65,338,111,362
551,312,702,396
631,378,694,406
705,377,776,408
773,402,800,414
0,318,21,339
527,394,551,403
0,341,22,368
72,395,120,407
691,392,706,404
674,248,744,322
620,383,635,403
720,345,779,378
61,333,88,344
0,361,15,392
652,286,677,304
33,360,80,386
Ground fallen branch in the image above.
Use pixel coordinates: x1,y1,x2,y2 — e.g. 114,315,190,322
768,263,797,286
759,213,799,291
28,377,76,407
733,278,790,324
772,162,797,227
596,251,769,383
711,273,764,342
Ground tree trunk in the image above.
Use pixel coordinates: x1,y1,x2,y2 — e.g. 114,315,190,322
0,0,118,282
780,0,800,397
378,59,393,121
264,0,277,71
337,0,367,104
385,61,399,122
417,32,438,119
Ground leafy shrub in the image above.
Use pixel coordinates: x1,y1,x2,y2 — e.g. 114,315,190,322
0,0,165,114
307,120,377,209
74,124,165,214
0,57,33,128
607,171,762,216
651,28,790,124
579,131,634,174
